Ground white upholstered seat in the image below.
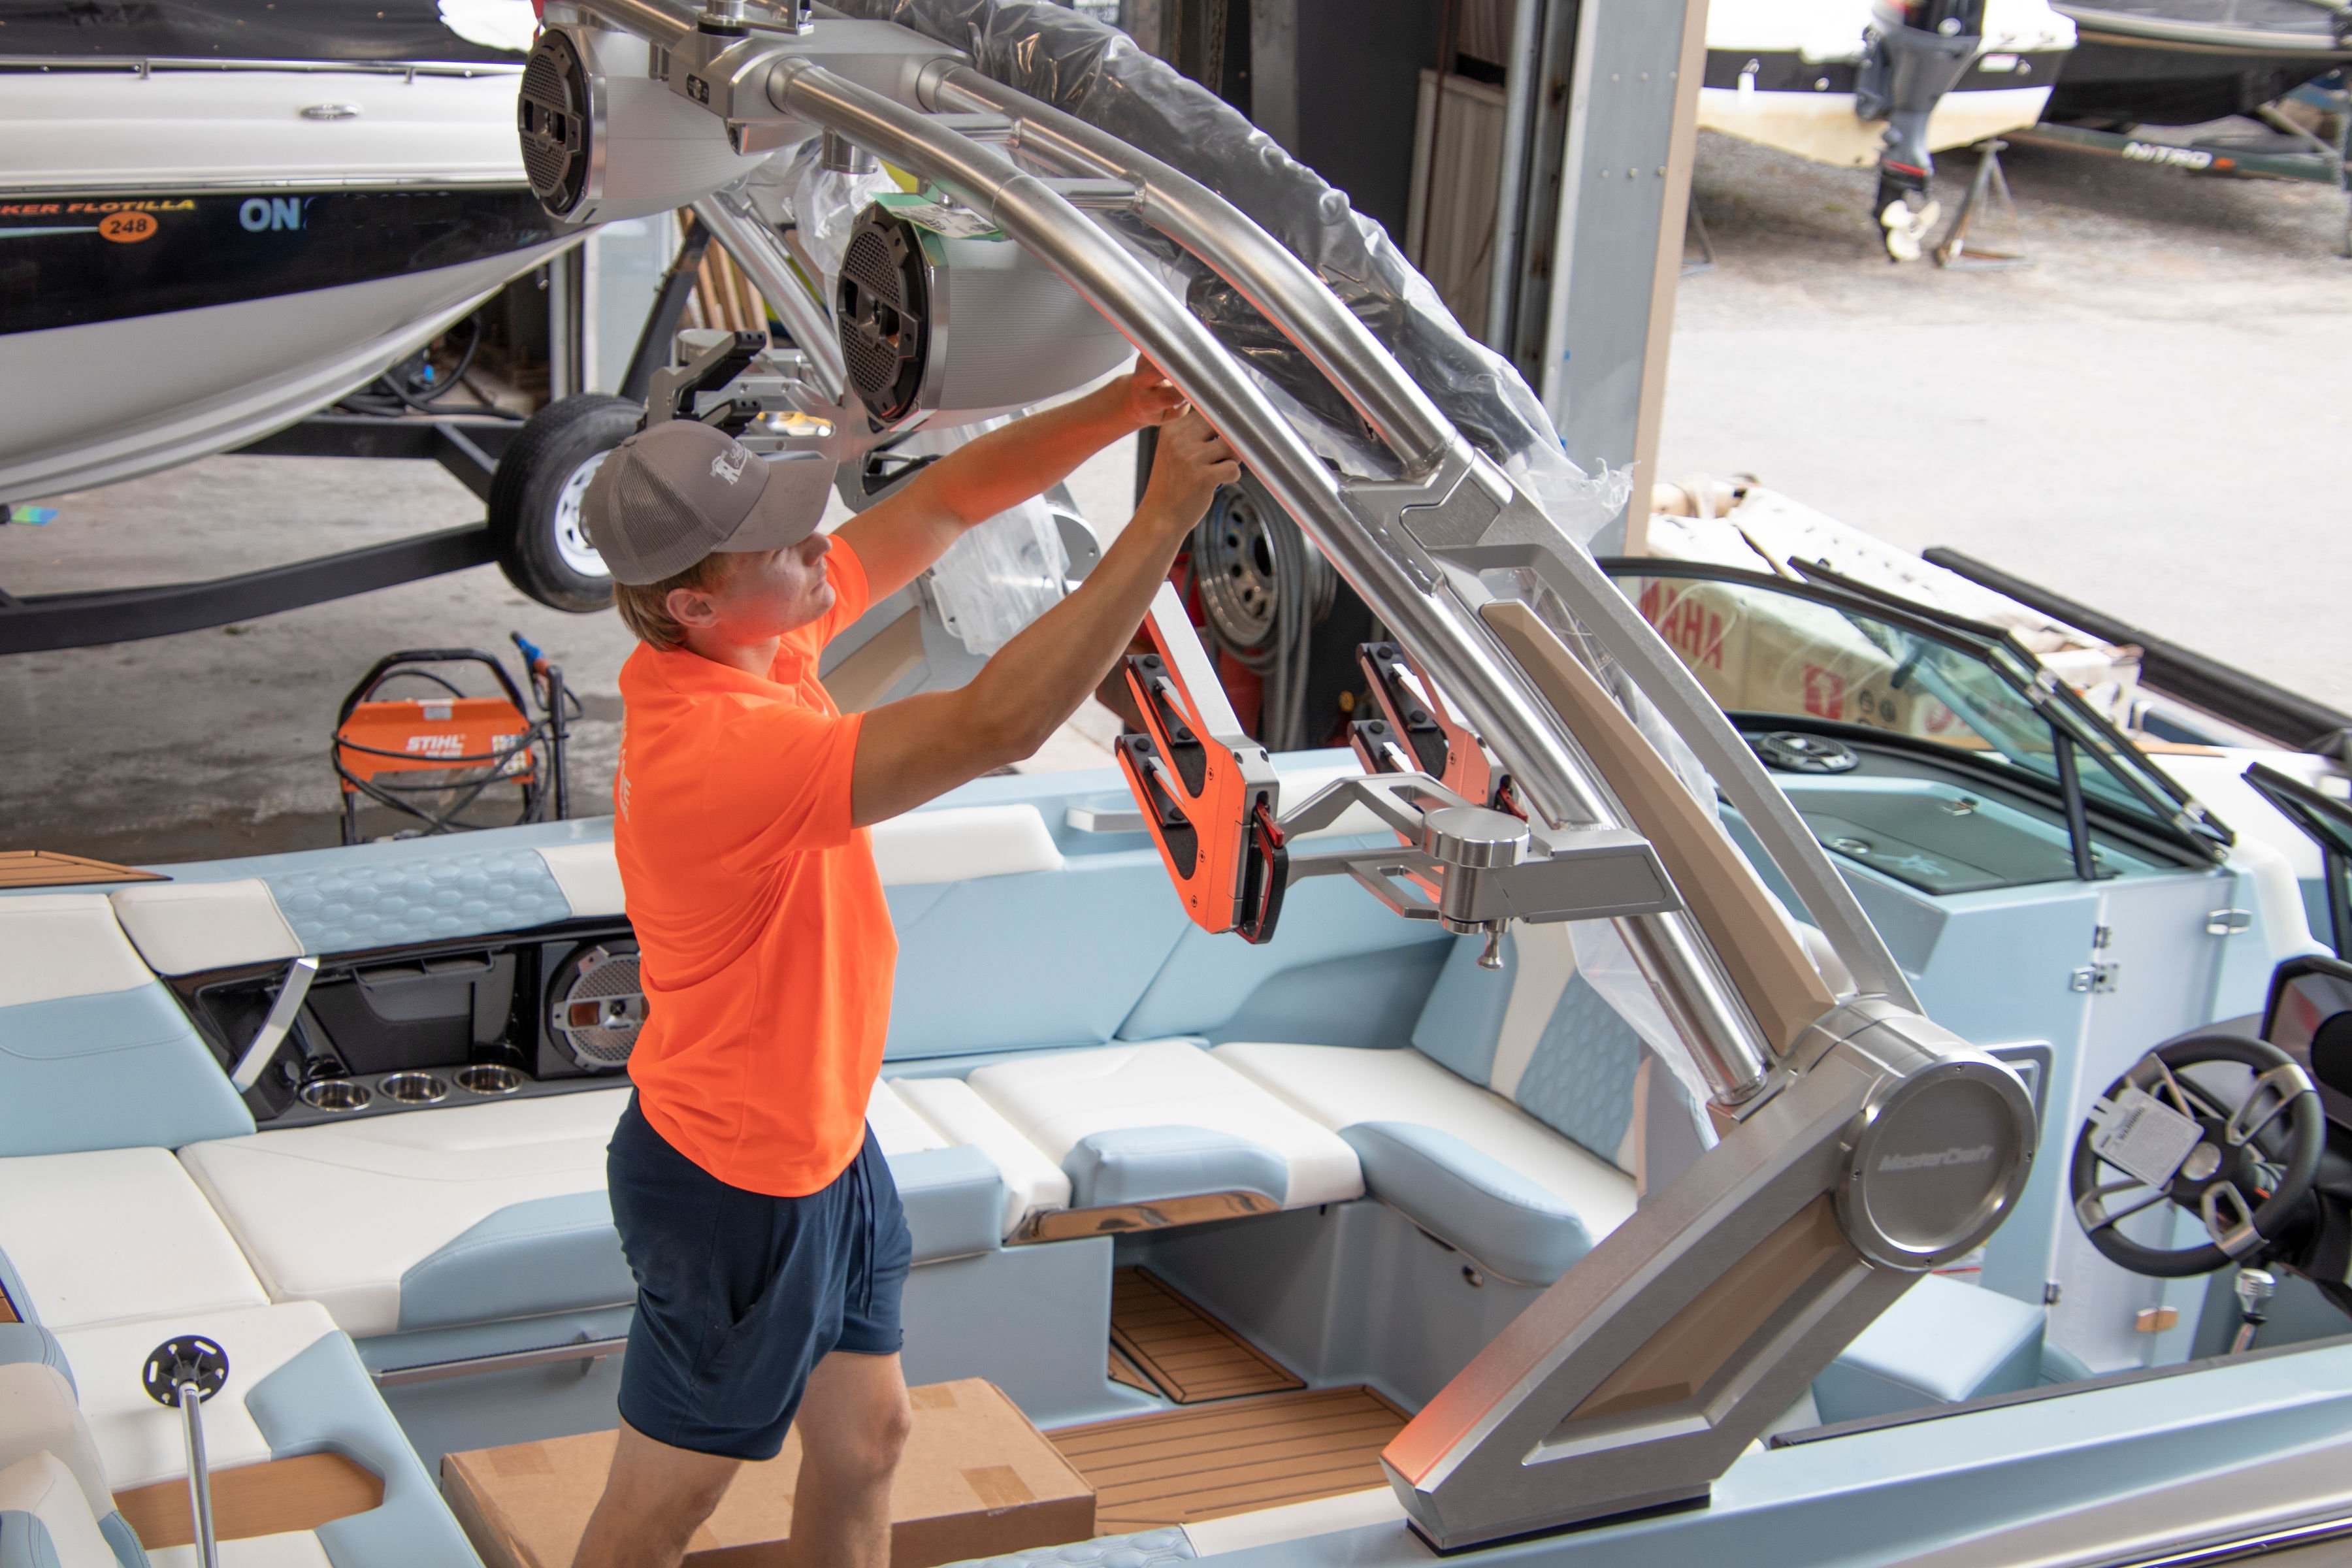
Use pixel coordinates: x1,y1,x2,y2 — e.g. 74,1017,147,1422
0,1149,269,1332
54,1301,340,1492
177,1089,631,1339
1213,1042,1639,1239
890,1074,1074,1235
964,1041,1363,1211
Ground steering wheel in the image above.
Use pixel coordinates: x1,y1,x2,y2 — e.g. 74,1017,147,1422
2070,1033,2325,1278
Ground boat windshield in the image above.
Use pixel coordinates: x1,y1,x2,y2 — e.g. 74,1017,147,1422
1613,566,2227,860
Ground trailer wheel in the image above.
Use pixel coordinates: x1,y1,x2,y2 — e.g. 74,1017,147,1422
488,394,643,612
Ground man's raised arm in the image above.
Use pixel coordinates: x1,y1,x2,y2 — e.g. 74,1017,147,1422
846,411,1238,826
834,365,1190,600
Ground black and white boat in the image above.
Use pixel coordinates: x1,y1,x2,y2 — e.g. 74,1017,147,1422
0,0,574,504
1703,0,2078,255
2046,0,2352,125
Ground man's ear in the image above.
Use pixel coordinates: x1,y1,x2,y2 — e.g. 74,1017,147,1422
664,583,720,629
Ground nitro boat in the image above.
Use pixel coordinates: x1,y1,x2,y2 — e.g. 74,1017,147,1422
1702,0,2078,255
2046,0,2352,125
8,3,2352,1567
0,0,569,504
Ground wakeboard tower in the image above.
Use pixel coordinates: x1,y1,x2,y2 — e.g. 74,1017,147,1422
515,0,2036,1546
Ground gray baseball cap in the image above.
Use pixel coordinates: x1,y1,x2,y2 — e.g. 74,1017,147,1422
580,421,834,585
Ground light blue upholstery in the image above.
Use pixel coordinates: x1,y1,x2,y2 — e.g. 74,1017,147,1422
0,1246,36,1328
943,1528,1195,1567
1812,1273,2048,1424
1409,935,1514,1085
886,1146,1005,1264
0,984,252,1158
265,850,572,955
884,856,1191,1060
1511,972,1644,1170
1118,872,1452,1046
142,819,610,954
1337,1122,1597,1285
0,1326,73,1392
95,1516,147,1568
1405,932,1649,1173
0,1511,61,1568
1062,1127,1288,1209
244,1332,482,1568
396,1193,631,1334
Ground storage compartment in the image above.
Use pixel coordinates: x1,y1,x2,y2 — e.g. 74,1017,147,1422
304,953,516,1076
178,921,642,1122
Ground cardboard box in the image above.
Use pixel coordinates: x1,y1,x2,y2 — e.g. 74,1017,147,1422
442,1379,1094,1568
1631,574,1967,742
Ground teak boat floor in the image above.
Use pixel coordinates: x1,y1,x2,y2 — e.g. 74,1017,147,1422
1052,1386,1411,1533
1107,1267,1305,1405
1068,1270,1408,1531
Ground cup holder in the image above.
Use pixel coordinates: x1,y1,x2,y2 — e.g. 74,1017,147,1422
299,1079,372,1113
379,1071,448,1105
456,1064,524,1097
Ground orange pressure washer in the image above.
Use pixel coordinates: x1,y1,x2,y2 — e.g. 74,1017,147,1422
332,634,576,843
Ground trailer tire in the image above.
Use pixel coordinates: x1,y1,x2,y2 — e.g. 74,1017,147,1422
488,394,643,612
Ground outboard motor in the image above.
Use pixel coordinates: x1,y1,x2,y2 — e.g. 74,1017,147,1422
1855,0,1986,258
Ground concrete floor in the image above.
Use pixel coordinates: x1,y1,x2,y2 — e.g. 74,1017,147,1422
5,129,2347,862
0,439,1137,864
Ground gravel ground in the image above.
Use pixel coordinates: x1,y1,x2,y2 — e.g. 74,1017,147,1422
5,125,2346,862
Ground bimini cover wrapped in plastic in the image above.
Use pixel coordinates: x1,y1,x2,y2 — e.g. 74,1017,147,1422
825,0,1629,542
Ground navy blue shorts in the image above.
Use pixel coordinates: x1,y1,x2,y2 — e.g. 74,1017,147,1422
608,1094,912,1460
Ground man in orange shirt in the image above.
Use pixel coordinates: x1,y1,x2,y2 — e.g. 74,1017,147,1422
570,366,1236,1568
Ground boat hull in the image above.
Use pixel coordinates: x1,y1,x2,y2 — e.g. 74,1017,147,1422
0,205,572,501
1701,61,2066,167
2048,12,2352,124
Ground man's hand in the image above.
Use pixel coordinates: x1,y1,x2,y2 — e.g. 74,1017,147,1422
1135,410,1241,538
1110,362,1192,432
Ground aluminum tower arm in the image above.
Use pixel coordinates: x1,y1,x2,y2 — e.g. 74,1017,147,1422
524,6,2034,1546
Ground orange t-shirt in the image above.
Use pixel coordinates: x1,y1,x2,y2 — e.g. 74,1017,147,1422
612,541,896,1197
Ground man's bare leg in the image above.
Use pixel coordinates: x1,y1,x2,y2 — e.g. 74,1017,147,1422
572,1418,742,1568
785,1351,912,1568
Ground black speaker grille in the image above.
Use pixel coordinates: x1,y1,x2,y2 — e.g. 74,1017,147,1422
517,33,589,214
836,209,928,421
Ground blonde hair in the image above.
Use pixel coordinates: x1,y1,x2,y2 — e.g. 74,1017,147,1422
612,553,740,652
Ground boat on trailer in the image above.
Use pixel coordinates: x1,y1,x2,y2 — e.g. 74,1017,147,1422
1699,0,2078,257
8,3,2352,1565
0,0,574,504
2046,0,2352,126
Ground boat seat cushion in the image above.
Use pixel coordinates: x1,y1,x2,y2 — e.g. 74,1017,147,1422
54,1304,470,1568
1213,1043,1637,1282
1812,1273,2047,1424
0,1451,118,1568
178,1090,633,1339
0,1149,269,1332
0,898,253,1158
965,1042,1362,1211
1409,926,1650,1174
869,804,1064,886
54,1302,340,1492
0,1324,75,1392
889,1076,1073,1237
0,1365,113,1550
106,881,302,978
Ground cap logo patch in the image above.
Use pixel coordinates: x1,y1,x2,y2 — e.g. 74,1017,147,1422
710,445,749,485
